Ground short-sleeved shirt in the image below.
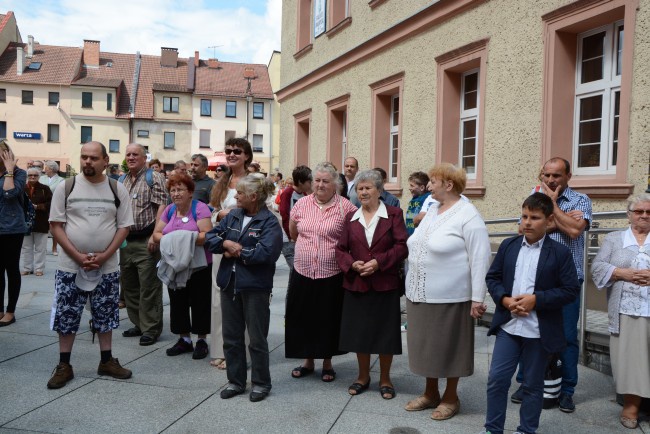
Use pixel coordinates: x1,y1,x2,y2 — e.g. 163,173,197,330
161,201,213,263
120,167,167,231
547,186,592,281
405,193,430,236
193,176,216,204
49,175,134,273
290,194,357,279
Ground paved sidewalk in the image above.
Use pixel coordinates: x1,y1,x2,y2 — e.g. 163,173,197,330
1,242,647,434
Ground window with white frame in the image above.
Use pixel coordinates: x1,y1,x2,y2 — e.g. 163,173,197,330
573,21,623,175
388,94,399,183
163,96,179,113
201,99,212,116
199,129,211,148
164,131,175,149
253,134,263,152
460,69,479,178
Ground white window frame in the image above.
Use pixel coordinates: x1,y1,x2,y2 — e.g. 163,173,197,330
572,21,623,175
388,94,399,183
199,129,211,148
459,68,479,180
252,134,263,152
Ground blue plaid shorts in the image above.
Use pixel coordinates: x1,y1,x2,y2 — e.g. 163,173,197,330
50,270,120,335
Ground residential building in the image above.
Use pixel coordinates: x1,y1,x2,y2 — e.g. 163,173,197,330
277,0,648,218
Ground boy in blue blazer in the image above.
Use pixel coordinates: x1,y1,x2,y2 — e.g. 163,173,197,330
480,193,580,434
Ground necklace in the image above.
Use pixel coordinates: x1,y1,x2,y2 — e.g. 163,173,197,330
315,197,332,210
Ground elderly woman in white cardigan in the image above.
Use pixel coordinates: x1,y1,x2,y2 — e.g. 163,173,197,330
591,193,650,430
404,163,491,422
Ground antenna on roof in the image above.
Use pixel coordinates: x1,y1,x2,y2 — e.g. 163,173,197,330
208,45,223,59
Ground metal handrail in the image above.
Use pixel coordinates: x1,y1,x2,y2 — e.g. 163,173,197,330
484,210,628,364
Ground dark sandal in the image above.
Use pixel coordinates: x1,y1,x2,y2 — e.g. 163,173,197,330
348,379,370,396
379,386,396,400
291,365,314,378
321,368,336,382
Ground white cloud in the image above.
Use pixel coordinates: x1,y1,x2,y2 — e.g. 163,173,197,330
5,0,281,64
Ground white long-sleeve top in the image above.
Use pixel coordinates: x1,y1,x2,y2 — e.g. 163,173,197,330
406,200,491,304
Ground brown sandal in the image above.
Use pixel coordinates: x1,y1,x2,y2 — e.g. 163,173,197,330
431,399,460,421
210,358,226,370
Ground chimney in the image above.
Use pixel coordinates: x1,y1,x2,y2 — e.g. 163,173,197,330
208,58,220,69
243,67,256,78
194,51,200,67
160,47,178,67
83,40,100,67
16,45,25,75
27,35,34,58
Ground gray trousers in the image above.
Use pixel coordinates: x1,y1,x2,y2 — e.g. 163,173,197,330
221,283,272,391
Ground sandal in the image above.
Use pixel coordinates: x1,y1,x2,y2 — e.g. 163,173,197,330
348,379,370,396
379,385,396,400
405,395,440,411
321,368,336,382
431,399,460,421
291,365,314,378
210,358,226,370
118,299,126,309
35,271,44,276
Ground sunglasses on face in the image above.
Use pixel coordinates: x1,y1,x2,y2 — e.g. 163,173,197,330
629,209,650,216
216,168,223,172
224,148,244,155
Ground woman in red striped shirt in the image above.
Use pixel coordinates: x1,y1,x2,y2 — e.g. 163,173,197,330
285,162,357,382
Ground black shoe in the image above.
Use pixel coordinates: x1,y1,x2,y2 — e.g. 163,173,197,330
558,393,575,413
166,338,193,356
139,335,156,346
122,327,142,337
249,386,269,402
221,385,245,399
192,339,209,360
510,386,524,404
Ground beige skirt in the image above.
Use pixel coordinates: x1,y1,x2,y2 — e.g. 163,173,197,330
610,314,650,398
406,299,474,378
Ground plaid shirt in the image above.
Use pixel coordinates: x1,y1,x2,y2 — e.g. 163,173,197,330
549,186,592,280
120,166,168,231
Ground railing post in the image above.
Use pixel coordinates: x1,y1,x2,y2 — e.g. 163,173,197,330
579,228,589,365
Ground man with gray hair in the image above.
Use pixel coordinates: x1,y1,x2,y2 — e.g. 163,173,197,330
119,143,168,346
189,153,215,204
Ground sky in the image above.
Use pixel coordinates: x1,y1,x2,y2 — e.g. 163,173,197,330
4,0,282,65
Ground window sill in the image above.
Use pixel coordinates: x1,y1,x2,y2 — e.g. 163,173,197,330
385,185,403,197
225,115,237,119
200,114,211,117
368,0,388,9
47,141,60,144
326,17,352,38
464,185,486,198
293,44,313,60
253,116,264,120
571,183,635,199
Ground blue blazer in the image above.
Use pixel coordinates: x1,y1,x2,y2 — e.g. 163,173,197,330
486,235,579,353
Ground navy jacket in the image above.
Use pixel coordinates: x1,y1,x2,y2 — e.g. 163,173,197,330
486,235,579,354
205,206,282,293
0,168,28,235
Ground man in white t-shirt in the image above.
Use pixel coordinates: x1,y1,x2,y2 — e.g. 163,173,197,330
46,141,134,390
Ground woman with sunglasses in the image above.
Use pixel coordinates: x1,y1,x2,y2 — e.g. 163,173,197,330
207,138,253,369
592,193,650,429
214,164,228,181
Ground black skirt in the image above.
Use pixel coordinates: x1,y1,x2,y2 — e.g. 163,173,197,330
339,289,402,355
285,271,347,359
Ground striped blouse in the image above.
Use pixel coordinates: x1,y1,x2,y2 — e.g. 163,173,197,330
291,194,357,279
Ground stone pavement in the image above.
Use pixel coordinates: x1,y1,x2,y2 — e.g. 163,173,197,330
1,241,648,434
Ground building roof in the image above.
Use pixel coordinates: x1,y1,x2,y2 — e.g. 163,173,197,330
72,51,136,118
0,42,82,85
195,61,273,99
135,54,190,119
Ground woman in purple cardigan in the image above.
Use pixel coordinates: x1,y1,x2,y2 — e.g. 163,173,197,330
335,169,408,400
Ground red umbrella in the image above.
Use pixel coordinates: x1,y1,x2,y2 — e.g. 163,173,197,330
207,152,227,170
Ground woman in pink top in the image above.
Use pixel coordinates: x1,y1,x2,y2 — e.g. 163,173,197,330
153,172,213,360
286,162,357,382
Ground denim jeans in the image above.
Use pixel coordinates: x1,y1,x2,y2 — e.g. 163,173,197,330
485,329,549,434
221,283,272,391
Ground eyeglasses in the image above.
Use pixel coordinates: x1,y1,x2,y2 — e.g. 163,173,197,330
216,168,223,172
629,209,650,216
224,148,244,155
170,188,188,194
27,174,40,177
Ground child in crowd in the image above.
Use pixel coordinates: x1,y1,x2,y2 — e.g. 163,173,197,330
480,193,579,434
404,171,430,237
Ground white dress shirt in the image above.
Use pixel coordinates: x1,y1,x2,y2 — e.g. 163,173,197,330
350,201,388,247
501,236,545,338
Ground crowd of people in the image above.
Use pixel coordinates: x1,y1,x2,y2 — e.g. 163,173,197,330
0,137,647,431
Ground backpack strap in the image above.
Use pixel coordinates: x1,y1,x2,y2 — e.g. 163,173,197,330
145,169,154,189
107,177,121,208
191,199,198,222
166,204,177,221
64,177,76,209
166,200,199,222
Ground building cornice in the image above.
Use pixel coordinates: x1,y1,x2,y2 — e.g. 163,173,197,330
277,0,488,102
